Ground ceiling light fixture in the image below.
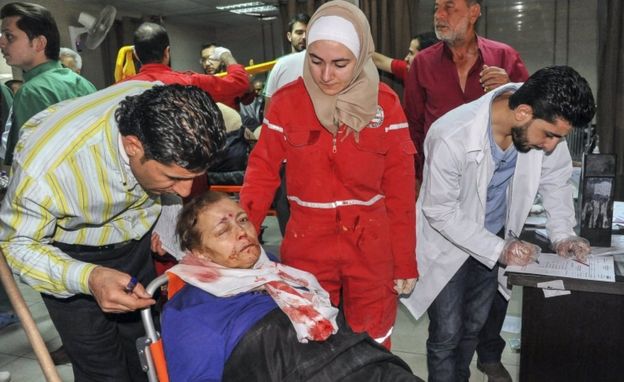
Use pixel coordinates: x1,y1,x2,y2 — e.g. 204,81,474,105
216,2,264,11
216,1,278,16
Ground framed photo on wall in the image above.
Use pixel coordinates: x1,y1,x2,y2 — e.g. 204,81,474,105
579,154,617,247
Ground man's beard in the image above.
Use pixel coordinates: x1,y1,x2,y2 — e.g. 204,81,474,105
511,123,531,153
294,41,306,52
434,18,470,44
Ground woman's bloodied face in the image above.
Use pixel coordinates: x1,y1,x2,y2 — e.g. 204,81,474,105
191,198,261,269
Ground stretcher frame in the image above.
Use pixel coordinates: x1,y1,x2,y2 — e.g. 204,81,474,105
137,274,170,382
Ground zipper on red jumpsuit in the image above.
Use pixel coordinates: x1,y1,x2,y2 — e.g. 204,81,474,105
331,128,339,232
333,125,345,154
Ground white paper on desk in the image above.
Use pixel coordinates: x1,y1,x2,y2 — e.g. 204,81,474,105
153,201,186,260
542,288,571,298
612,201,624,224
537,280,571,298
589,247,624,257
506,253,615,282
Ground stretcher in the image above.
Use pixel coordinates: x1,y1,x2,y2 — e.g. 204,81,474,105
136,272,186,382
114,45,275,82
138,249,280,381
135,258,421,382
137,250,277,381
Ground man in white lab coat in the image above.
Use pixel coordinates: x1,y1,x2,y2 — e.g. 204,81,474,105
402,66,596,382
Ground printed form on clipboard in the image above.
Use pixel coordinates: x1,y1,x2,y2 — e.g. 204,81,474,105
506,253,616,282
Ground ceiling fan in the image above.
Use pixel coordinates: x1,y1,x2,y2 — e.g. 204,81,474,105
68,5,117,51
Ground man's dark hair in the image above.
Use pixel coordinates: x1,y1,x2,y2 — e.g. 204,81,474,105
0,2,60,60
116,84,227,172
288,13,310,33
177,191,230,251
509,66,596,128
415,32,439,51
200,42,216,52
133,22,169,64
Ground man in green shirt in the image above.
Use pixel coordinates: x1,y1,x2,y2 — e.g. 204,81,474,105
0,2,96,165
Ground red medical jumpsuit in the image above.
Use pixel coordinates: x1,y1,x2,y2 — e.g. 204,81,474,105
240,78,417,348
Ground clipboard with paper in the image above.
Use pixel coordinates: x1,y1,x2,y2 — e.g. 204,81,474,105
505,252,615,282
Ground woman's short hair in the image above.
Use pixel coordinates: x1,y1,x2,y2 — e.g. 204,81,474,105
176,191,230,251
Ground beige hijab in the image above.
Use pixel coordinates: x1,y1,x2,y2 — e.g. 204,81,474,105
302,0,379,135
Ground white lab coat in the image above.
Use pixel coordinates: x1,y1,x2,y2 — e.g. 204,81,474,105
401,83,577,319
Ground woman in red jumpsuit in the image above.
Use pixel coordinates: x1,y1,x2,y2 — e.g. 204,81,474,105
240,0,417,349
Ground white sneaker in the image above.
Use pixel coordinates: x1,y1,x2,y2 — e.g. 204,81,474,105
0,371,11,382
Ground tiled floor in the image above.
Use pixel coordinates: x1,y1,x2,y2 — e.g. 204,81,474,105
393,293,522,381
0,216,522,381
0,282,73,381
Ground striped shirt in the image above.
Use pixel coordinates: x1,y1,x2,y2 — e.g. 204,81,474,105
0,81,162,297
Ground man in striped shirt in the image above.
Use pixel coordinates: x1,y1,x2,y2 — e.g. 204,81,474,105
0,81,226,381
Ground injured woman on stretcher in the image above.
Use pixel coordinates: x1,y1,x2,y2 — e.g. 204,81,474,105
160,191,422,382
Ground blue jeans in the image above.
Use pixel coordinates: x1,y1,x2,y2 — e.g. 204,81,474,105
476,291,508,363
426,257,499,382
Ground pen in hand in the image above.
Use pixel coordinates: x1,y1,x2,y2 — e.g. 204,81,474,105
570,258,590,267
124,276,138,294
508,230,540,264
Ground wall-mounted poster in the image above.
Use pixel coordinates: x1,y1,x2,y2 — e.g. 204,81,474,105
579,154,617,247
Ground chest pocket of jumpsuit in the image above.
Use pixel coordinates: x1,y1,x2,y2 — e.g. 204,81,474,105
341,128,389,191
284,129,322,191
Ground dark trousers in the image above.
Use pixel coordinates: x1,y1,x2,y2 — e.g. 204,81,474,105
426,257,499,382
476,289,508,363
476,227,508,364
0,283,11,312
42,233,155,382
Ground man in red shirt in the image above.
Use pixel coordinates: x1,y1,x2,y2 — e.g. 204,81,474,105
126,22,249,110
372,32,438,83
404,1,529,381
405,0,528,183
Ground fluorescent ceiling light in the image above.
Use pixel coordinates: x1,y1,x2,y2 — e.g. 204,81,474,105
216,2,278,15
216,2,264,11
230,6,277,14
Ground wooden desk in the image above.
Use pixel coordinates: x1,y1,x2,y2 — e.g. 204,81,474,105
507,252,624,382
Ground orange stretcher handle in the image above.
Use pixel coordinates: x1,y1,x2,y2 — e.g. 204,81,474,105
149,339,169,382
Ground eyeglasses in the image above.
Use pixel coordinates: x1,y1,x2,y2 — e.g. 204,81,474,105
200,57,221,65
